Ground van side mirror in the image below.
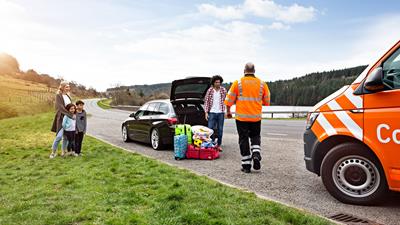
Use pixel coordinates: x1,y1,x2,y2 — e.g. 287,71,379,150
364,67,384,92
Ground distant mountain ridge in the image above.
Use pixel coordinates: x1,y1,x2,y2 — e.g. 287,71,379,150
107,65,368,106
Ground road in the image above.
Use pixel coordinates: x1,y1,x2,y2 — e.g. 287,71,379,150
85,99,400,225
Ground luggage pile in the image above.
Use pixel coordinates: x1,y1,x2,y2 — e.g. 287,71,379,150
174,124,219,160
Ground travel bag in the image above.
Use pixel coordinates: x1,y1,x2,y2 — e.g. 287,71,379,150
175,124,192,144
174,134,188,160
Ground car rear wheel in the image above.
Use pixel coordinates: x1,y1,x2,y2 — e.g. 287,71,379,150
321,142,387,205
151,128,164,150
122,125,131,142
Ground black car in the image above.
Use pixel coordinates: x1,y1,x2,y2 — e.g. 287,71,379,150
121,77,211,150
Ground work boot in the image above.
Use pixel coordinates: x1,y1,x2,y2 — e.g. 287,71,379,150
252,152,262,170
241,164,251,173
241,168,251,173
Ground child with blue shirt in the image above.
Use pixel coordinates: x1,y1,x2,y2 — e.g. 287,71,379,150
62,103,77,156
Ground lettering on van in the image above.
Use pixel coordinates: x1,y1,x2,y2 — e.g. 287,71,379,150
377,124,400,144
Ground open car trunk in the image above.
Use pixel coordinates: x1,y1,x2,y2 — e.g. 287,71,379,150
170,77,211,126
172,100,207,126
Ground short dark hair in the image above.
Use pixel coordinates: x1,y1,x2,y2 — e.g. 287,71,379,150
65,103,76,112
75,100,84,106
211,75,223,86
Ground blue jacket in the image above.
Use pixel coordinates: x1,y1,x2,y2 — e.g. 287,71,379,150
62,116,76,131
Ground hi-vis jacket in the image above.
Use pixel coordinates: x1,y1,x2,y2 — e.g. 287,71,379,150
224,75,270,122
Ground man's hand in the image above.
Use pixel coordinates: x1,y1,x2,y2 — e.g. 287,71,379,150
226,106,232,119
205,112,209,121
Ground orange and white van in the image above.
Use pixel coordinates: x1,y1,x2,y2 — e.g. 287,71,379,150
304,40,400,205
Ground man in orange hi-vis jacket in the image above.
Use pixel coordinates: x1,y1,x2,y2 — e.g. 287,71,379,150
224,62,270,173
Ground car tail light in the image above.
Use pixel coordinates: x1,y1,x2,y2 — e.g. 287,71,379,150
167,117,178,126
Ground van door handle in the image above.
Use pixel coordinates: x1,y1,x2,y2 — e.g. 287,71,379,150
350,109,364,113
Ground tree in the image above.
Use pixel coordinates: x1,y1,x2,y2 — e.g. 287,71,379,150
0,53,20,76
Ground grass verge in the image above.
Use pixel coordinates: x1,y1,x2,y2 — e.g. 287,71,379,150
0,113,331,225
97,98,112,109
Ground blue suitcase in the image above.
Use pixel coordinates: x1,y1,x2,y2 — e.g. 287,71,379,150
174,135,188,160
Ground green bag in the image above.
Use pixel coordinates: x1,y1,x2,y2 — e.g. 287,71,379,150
175,124,192,144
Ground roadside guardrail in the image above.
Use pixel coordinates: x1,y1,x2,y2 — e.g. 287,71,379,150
111,105,310,118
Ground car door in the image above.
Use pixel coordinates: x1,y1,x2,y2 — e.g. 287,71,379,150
364,45,400,177
130,103,149,141
139,102,160,143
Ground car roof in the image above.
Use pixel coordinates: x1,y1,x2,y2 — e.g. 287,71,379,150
145,99,171,104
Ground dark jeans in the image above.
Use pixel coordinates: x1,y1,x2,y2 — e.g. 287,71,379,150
75,132,85,154
208,112,225,146
235,120,261,169
64,131,75,152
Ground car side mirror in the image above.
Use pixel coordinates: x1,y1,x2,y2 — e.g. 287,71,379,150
130,112,137,118
364,67,384,92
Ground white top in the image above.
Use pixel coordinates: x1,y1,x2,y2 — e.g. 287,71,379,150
63,94,71,106
65,119,76,132
210,89,222,113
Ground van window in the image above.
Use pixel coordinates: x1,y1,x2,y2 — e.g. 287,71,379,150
383,47,400,90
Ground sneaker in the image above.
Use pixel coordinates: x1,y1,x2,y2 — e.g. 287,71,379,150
252,152,262,170
241,167,251,173
73,152,79,157
61,151,65,157
49,153,56,159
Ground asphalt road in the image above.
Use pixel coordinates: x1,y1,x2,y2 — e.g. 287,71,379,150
85,99,400,225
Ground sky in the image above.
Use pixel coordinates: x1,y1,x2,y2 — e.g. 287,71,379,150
0,0,399,91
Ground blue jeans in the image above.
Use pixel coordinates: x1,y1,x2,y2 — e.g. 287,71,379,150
52,128,67,152
208,112,225,146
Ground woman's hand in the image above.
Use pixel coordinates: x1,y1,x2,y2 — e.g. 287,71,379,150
205,112,209,121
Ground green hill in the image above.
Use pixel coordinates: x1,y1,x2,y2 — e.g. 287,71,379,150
107,65,368,106
267,65,367,106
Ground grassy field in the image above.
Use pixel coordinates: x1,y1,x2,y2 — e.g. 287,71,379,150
0,75,56,119
97,98,112,109
0,113,332,225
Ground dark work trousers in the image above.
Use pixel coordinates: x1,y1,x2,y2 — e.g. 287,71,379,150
235,120,261,169
64,131,76,153
75,132,85,154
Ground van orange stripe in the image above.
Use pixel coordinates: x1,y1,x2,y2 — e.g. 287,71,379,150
328,96,363,130
336,94,357,110
311,120,328,141
345,111,363,128
319,104,330,112
323,111,354,138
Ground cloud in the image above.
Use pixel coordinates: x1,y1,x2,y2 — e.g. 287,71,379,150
267,22,290,30
0,0,25,15
244,0,316,23
112,21,266,85
198,0,317,24
352,14,400,62
198,3,244,20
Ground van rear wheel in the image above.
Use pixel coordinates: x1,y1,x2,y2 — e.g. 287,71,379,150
320,142,387,205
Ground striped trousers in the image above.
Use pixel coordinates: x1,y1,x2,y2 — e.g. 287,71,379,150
235,120,261,169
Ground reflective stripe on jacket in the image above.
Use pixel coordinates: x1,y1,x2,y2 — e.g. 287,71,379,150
224,75,270,122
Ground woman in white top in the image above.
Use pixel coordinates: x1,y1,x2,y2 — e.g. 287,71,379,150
50,81,73,158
